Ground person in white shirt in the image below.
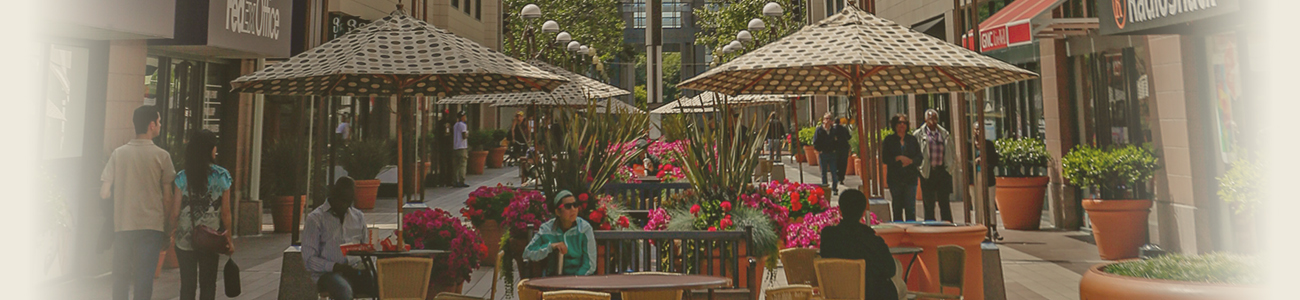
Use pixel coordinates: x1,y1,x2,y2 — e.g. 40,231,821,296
301,177,371,300
335,113,351,140
453,112,470,187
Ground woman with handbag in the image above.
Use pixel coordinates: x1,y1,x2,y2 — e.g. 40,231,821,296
169,130,234,300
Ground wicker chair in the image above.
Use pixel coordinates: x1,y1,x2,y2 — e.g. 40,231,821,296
779,248,820,286
620,272,684,300
376,257,434,300
891,258,907,300
813,258,865,300
433,292,489,300
906,245,964,300
517,279,543,300
541,290,612,300
765,284,816,300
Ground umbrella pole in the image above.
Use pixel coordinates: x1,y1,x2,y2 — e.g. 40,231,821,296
793,97,803,183
396,92,407,252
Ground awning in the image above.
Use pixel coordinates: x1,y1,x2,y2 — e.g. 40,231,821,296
976,0,1066,52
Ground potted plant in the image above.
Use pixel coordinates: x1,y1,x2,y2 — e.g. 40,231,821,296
1061,145,1160,260
846,129,860,175
261,139,307,233
497,189,548,299
1218,156,1261,252
402,208,487,298
460,184,515,266
467,130,494,175
338,139,392,209
783,207,881,248
799,126,818,166
1079,253,1261,299
993,137,1051,230
487,129,508,168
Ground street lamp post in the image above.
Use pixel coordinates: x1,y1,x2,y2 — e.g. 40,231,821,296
521,4,543,56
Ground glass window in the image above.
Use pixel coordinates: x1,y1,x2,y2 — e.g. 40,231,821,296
476,0,482,19
1205,33,1242,163
464,0,471,15
42,44,90,160
1071,46,1152,148
626,0,684,29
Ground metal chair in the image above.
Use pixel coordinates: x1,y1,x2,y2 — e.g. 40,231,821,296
779,247,820,286
433,292,489,300
376,257,434,300
517,279,543,300
620,272,683,300
891,258,907,300
765,284,816,300
491,250,504,300
906,245,964,300
541,290,612,300
813,258,865,300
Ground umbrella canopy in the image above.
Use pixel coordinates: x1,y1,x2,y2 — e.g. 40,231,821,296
586,99,645,114
651,96,714,114
230,9,568,97
677,91,791,109
438,60,629,107
677,5,1036,96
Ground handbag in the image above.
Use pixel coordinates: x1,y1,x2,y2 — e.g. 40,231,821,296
224,258,241,297
188,197,230,253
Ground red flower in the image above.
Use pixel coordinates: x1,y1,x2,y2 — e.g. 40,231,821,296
579,193,589,202
600,223,612,230
791,199,803,212
720,201,732,213
589,211,605,223
477,244,489,259
707,226,717,231
690,204,702,215
766,188,775,195
618,216,630,228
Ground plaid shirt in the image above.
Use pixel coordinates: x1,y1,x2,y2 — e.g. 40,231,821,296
927,128,944,167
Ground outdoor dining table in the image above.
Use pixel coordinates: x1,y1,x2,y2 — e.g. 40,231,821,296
522,273,732,300
890,246,923,283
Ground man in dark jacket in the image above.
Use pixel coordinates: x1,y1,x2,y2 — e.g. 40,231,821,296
832,118,853,185
765,112,786,162
820,189,898,300
970,122,1000,224
813,112,839,194
881,114,922,221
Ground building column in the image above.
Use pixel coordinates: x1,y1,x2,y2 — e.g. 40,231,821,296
1038,38,1081,230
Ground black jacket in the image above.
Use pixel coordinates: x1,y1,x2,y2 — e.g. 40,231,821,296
819,222,898,300
970,138,1000,183
881,133,922,185
766,119,786,140
813,126,836,153
832,124,852,152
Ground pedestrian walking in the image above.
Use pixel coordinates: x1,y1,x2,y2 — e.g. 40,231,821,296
170,130,234,300
436,110,456,186
882,114,921,221
101,106,176,300
302,177,373,300
913,109,956,222
453,111,470,188
335,113,351,140
833,117,852,185
969,122,1000,224
509,112,530,183
813,112,839,195
765,112,786,163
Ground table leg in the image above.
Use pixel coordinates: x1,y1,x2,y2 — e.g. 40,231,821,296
708,288,715,300
904,253,920,283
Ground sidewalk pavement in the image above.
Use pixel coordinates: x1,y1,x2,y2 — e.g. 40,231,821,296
49,158,1100,300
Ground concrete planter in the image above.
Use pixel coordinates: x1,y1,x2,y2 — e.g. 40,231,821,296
1079,262,1262,300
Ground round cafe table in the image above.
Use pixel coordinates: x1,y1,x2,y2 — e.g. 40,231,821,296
522,274,732,300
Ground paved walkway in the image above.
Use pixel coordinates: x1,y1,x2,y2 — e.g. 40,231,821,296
50,158,1102,300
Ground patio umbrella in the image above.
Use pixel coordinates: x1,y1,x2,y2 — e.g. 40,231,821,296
438,60,630,107
230,6,569,250
586,99,645,114
676,91,790,109
650,95,714,114
678,5,1036,206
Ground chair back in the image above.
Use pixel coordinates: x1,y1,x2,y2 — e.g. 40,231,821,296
891,258,907,300
541,290,612,300
433,292,488,300
937,245,966,294
517,279,543,300
764,284,815,300
620,272,683,300
779,248,819,286
813,258,865,300
376,257,434,300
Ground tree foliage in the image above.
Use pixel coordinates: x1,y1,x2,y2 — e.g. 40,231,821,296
502,0,628,76
693,0,804,63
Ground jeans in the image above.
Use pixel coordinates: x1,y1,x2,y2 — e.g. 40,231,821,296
819,151,839,191
454,148,468,184
921,167,954,222
176,249,219,300
767,139,783,162
113,230,166,300
317,270,375,300
836,148,850,182
890,181,918,221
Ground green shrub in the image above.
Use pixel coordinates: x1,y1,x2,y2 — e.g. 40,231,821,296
880,128,894,139
798,126,816,145
1218,156,1261,215
994,138,1049,177
339,139,393,180
1103,253,1259,285
469,130,496,151
1061,145,1160,199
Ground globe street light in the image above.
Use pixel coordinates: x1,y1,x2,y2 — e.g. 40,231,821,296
555,31,572,44
541,20,560,33
521,4,542,19
728,40,743,51
567,41,582,52
737,30,753,43
579,45,590,55
763,2,783,17
748,18,766,32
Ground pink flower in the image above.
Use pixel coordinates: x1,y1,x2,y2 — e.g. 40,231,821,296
720,201,732,213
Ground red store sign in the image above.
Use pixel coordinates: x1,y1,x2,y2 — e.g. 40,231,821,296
979,20,1032,52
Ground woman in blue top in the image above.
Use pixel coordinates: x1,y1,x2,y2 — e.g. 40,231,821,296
168,130,233,300
523,190,597,276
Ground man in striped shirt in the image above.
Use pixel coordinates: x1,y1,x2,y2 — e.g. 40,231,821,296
913,109,956,222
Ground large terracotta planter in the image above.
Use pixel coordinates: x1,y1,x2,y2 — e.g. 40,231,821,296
270,195,307,233
353,179,381,209
796,152,807,163
426,281,464,299
1079,262,1262,300
994,176,1050,230
476,220,502,267
488,147,507,168
803,146,819,166
1082,199,1152,260
846,154,858,175
468,150,488,175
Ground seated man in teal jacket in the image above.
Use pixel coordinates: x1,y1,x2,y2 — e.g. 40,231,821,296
523,190,597,276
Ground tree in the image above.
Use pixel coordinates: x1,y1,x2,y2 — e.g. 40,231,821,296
693,0,803,63
502,0,627,78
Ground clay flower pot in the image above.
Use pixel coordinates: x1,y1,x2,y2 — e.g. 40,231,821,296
796,152,807,163
994,176,1050,230
468,150,488,175
846,154,858,175
476,220,502,267
487,147,507,168
271,195,307,233
1082,199,1152,260
1079,262,1262,299
803,146,819,166
353,179,381,209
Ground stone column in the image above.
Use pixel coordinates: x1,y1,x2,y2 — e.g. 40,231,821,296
1038,38,1081,230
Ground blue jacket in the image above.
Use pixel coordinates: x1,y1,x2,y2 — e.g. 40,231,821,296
523,218,597,276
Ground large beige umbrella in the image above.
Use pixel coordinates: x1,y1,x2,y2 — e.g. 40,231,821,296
650,95,713,114
679,5,1036,203
230,7,568,250
676,91,790,109
438,60,629,107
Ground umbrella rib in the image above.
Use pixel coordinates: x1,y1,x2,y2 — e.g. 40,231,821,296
861,66,889,78
735,69,776,95
324,74,349,94
436,75,453,95
932,66,969,90
518,77,548,92
817,66,853,79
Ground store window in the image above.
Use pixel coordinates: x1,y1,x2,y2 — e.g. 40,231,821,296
1071,47,1152,149
42,45,90,160
984,62,1043,140
1205,33,1243,163
147,55,236,159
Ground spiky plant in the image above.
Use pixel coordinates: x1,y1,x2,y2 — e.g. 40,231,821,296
530,97,648,207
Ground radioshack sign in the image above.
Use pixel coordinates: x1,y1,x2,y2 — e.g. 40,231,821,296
979,20,1032,52
1098,0,1239,35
